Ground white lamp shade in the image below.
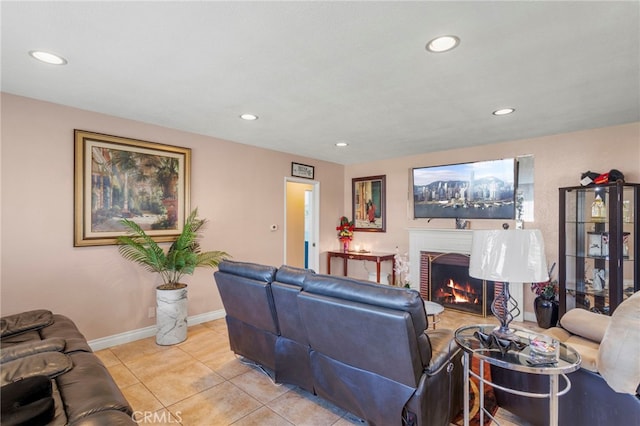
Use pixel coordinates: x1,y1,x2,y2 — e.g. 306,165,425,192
469,229,549,283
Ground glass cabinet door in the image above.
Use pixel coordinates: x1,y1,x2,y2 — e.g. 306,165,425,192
559,182,638,317
622,186,636,299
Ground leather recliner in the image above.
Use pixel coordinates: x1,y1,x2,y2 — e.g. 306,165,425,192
213,260,464,426
0,310,136,426
298,274,463,426
271,265,316,392
214,260,279,372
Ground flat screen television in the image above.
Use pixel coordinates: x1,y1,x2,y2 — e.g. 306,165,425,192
412,158,516,220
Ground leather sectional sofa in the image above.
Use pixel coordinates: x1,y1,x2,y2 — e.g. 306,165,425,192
1,309,135,425
214,260,464,426
490,290,640,426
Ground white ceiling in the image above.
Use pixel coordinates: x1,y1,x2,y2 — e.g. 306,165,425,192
2,1,639,165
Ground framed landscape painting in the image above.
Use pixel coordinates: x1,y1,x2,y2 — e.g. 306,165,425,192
352,175,386,232
74,130,191,246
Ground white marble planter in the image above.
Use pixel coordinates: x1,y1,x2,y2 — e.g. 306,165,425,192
156,285,188,345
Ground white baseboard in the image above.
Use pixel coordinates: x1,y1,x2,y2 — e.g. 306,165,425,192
523,311,537,323
187,309,226,327
88,309,226,351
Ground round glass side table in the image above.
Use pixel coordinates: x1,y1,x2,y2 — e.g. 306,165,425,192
454,324,581,426
423,301,444,329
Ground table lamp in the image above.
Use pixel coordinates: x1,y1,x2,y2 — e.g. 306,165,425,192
469,229,549,338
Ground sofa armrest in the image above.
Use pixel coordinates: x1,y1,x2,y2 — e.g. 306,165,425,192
1,310,53,338
0,352,72,385
58,352,133,423
560,308,610,343
0,338,66,363
424,329,459,376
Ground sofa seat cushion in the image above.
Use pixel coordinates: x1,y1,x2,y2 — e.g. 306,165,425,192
564,336,600,372
543,327,599,371
1,310,53,338
543,327,571,342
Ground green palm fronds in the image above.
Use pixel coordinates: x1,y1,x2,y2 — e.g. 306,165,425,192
117,208,229,287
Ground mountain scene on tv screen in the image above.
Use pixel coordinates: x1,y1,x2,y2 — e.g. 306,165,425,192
414,175,515,220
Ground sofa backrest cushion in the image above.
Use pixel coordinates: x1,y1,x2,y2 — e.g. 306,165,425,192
597,290,640,394
214,260,278,334
302,274,428,338
218,260,277,283
299,274,430,386
275,265,313,286
560,308,610,343
272,265,314,343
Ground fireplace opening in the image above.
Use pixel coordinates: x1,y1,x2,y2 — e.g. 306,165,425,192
420,251,495,316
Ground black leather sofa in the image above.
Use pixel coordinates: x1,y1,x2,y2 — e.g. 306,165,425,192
1,310,135,426
214,260,463,426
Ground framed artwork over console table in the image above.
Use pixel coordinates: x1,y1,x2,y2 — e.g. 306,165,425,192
352,175,386,232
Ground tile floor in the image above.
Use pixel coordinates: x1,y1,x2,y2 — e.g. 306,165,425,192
96,309,540,425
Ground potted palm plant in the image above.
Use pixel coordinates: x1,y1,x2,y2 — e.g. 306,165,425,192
117,208,229,345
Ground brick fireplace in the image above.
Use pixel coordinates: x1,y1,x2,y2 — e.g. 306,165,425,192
420,251,495,316
408,229,523,321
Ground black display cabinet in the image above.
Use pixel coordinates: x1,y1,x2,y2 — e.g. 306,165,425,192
558,182,638,317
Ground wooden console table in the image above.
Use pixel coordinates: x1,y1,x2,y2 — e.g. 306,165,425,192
326,251,395,284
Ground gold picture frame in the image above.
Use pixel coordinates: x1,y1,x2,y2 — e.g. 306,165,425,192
352,175,386,232
74,130,191,246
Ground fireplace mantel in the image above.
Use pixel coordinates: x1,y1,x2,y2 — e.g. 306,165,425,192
408,228,523,321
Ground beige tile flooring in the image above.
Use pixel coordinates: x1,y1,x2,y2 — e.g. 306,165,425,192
97,309,540,425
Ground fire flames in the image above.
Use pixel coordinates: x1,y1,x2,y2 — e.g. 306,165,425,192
435,278,480,305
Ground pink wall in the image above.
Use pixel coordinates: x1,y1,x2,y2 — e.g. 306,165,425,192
344,123,640,313
0,93,344,339
1,92,638,338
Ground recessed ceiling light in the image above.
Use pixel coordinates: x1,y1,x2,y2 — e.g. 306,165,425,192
493,108,515,116
240,113,258,121
29,50,67,65
426,35,460,53
335,141,349,147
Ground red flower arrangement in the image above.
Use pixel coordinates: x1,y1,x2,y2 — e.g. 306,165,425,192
531,280,558,299
531,263,558,299
336,216,355,240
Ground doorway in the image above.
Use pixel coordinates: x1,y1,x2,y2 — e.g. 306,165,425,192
285,178,319,271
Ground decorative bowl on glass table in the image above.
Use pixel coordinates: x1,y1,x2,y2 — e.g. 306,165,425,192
529,335,559,357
